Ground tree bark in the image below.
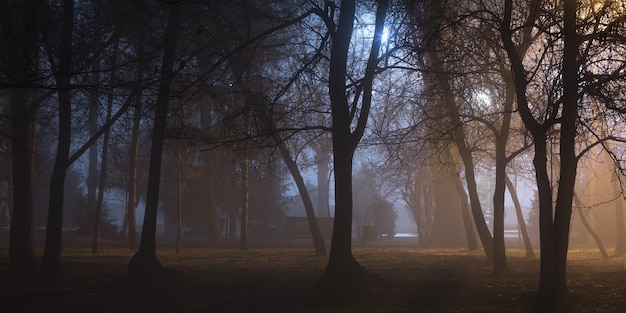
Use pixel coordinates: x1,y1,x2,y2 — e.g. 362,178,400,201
126,97,141,250
176,146,182,254
9,87,39,274
227,160,237,246
41,0,74,279
92,88,113,254
128,2,180,279
317,0,388,302
205,151,221,244
239,156,249,250
491,67,517,275
552,0,579,299
93,37,117,254
87,96,98,233
500,0,557,305
3,0,41,275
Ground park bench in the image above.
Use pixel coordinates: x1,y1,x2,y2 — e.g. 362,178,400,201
286,216,334,239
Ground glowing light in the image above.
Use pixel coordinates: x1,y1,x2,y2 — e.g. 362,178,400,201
381,28,389,43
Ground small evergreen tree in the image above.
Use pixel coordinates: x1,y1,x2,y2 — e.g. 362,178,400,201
72,193,118,240
527,191,540,244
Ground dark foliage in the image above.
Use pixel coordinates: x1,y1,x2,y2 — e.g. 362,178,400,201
71,193,119,240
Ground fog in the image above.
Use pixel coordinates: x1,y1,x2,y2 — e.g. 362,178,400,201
3,0,626,311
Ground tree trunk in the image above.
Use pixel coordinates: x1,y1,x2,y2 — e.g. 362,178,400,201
87,97,98,232
444,146,477,251
315,135,331,218
439,65,493,262
227,160,237,246
2,0,40,276
573,194,608,259
128,2,180,279
120,203,128,239
92,89,113,254
176,146,182,254
93,34,119,253
126,97,141,250
416,5,493,259
276,137,326,256
551,0,579,300
615,179,626,255
205,151,221,244
41,0,74,279
500,0,556,305
533,137,556,305
505,174,534,258
491,66,517,275
317,0,388,302
239,156,249,250
9,87,39,274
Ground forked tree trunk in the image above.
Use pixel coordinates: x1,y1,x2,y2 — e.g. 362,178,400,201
501,0,558,306
317,0,388,302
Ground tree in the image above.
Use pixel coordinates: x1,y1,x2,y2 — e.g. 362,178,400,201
125,96,142,249
353,166,396,239
504,174,535,258
275,135,327,255
36,0,148,277
128,2,181,279
316,0,389,301
573,193,609,259
93,36,119,254
613,173,626,255
407,0,494,262
402,161,436,246
1,0,41,274
41,0,76,279
500,0,626,305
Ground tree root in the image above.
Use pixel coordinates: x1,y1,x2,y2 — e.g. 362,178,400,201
127,250,164,281
315,260,386,306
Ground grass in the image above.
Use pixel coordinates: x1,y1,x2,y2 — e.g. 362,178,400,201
2,244,626,312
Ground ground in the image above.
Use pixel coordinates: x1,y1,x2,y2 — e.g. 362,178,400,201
2,244,626,312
